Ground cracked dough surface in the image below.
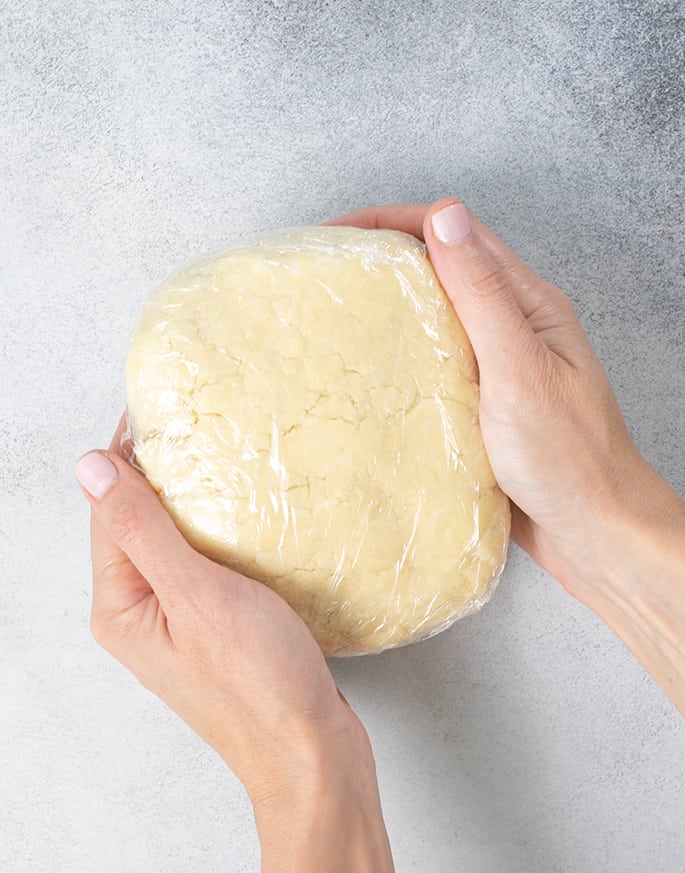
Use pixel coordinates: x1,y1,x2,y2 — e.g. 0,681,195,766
126,226,510,655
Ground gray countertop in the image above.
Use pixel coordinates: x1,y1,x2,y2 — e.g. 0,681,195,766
1,2,683,871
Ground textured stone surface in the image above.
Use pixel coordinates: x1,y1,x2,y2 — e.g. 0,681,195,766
1,2,683,871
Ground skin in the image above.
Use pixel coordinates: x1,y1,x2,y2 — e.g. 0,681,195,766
83,423,391,872
77,198,685,872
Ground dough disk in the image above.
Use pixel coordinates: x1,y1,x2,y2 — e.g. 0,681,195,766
126,226,510,655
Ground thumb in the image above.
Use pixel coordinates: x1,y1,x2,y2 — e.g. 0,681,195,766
76,450,197,605
424,199,541,382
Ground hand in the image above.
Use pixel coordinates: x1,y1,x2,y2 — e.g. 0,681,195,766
325,200,683,599
326,200,685,714
77,415,394,871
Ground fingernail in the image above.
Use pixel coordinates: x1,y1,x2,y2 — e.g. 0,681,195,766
75,452,118,500
119,433,135,463
431,202,472,246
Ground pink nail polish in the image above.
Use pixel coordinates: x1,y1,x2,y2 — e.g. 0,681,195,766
431,203,472,246
75,452,118,500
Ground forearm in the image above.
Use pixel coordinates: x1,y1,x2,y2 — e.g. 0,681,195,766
578,459,685,715
248,720,394,873
255,760,393,873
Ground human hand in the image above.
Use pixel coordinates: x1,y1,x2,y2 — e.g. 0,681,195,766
324,200,682,601
325,200,685,715
77,415,394,870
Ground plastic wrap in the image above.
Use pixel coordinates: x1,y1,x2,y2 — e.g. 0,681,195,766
125,226,510,656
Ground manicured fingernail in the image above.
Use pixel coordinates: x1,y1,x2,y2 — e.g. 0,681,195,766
75,452,118,500
431,202,472,246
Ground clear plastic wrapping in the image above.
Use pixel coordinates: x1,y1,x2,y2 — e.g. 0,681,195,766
126,226,510,655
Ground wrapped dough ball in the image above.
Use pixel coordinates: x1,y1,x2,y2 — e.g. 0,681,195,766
126,226,510,655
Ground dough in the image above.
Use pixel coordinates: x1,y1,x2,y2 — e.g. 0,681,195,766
126,226,510,655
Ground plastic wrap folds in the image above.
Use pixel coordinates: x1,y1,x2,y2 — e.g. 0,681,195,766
125,226,511,655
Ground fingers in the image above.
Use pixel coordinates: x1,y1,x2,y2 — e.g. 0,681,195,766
468,216,561,320
109,410,135,461
89,508,158,644
321,203,429,240
76,450,196,606
424,198,543,383
322,201,564,320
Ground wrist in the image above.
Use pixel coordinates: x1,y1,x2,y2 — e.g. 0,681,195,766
550,447,684,602
250,710,394,873
588,455,685,599
569,457,685,714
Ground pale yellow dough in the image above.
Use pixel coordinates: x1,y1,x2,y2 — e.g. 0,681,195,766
126,226,510,655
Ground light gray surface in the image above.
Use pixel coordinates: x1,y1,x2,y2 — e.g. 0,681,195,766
1,2,683,871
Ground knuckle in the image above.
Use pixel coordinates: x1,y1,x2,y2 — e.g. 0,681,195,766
89,609,111,647
468,263,510,301
90,601,140,654
107,497,145,551
550,288,577,321
482,373,527,420
482,335,549,417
